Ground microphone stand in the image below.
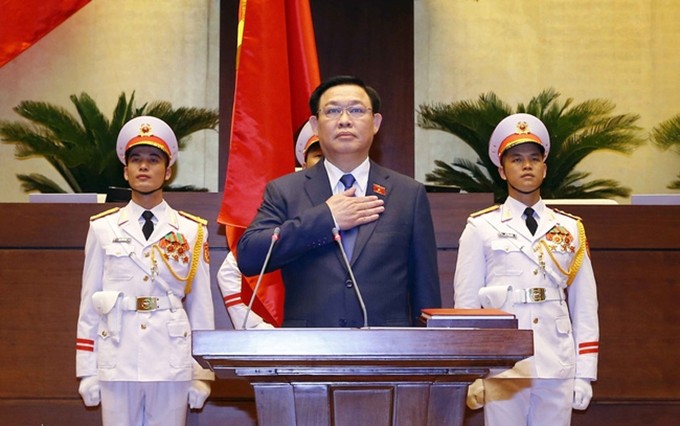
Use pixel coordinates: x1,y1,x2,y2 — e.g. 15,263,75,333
332,228,369,328
242,227,280,329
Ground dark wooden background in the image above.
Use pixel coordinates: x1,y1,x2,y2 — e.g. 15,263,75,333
1,193,679,425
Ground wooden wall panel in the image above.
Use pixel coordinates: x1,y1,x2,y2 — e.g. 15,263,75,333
549,204,679,249
1,194,679,425
0,250,82,398
589,250,680,400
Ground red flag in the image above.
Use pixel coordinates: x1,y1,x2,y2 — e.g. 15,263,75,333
218,0,320,326
0,0,91,68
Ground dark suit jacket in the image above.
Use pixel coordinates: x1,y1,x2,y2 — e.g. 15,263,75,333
237,160,441,327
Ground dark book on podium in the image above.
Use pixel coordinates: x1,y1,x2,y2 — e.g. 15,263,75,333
419,308,518,329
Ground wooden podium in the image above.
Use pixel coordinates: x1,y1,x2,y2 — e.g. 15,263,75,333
193,328,532,426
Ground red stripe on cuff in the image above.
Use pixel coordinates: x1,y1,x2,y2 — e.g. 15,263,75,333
76,345,94,352
224,293,243,308
578,341,599,355
76,338,94,352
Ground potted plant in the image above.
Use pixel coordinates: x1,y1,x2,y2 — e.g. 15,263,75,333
417,88,644,202
0,91,219,194
650,114,680,190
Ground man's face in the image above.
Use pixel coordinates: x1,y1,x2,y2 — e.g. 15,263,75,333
498,143,547,195
310,84,382,162
123,145,172,192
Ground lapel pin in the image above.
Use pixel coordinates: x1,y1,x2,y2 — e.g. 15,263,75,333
372,183,386,196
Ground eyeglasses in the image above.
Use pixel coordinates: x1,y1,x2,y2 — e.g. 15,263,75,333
318,105,373,120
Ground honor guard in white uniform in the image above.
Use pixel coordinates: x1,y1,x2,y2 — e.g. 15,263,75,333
294,120,322,169
216,251,274,329
454,113,599,426
75,116,215,426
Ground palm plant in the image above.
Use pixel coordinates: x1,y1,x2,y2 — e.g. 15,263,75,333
417,89,644,202
649,114,680,190
0,92,219,193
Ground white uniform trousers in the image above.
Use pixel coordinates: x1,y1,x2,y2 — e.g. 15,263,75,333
483,378,573,426
100,381,191,426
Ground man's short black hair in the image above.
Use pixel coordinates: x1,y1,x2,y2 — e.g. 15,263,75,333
309,75,381,116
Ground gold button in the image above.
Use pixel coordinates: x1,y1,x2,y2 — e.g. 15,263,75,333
141,324,147,330
101,330,107,337
145,252,150,258
533,269,538,275
143,276,149,282
533,318,539,324
184,331,188,337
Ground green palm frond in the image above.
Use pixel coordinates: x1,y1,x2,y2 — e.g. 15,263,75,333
0,91,219,194
17,173,67,193
650,114,680,153
418,88,644,202
650,114,680,190
424,159,504,200
143,102,220,149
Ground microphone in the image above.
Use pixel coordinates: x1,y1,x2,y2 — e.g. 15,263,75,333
332,227,368,328
242,227,280,329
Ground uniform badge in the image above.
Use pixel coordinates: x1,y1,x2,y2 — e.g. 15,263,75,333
545,225,575,253
158,232,190,263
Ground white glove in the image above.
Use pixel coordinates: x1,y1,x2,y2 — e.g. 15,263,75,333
466,378,485,410
188,380,211,409
78,375,101,407
572,378,593,410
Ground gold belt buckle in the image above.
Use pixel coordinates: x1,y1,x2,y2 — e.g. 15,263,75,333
528,288,546,302
136,297,158,311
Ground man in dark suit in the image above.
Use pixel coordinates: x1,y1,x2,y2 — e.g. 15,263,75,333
237,75,441,327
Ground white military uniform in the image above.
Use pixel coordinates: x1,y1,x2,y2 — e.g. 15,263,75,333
216,251,274,329
76,200,214,425
454,196,599,425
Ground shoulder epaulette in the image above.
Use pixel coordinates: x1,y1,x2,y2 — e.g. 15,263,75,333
470,205,500,218
553,208,582,221
90,207,120,221
179,210,208,226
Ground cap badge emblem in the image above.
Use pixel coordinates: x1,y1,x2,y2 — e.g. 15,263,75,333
138,123,153,137
515,121,529,134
